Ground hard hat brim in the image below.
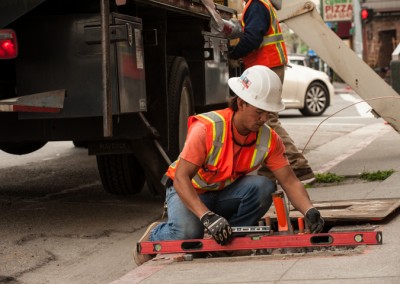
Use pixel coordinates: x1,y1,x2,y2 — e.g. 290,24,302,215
228,77,285,113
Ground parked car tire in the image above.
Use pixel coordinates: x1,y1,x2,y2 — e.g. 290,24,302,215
283,56,334,116
299,81,330,116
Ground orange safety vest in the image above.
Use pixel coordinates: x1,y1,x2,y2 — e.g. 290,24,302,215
241,0,288,68
166,108,273,193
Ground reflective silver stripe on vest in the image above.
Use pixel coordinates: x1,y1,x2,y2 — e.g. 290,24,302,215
198,112,226,166
192,111,226,189
269,4,287,64
276,41,286,64
258,0,287,64
261,34,284,46
169,160,177,169
250,124,271,168
193,176,219,190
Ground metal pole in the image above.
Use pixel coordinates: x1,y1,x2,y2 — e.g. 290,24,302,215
101,0,113,137
352,0,363,59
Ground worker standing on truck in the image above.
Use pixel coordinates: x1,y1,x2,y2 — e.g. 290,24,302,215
133,66,324,265
229,0,314,181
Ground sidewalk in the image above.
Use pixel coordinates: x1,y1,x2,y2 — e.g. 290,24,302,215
114,123,400,284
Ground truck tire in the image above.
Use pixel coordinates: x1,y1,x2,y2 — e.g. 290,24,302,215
96,154,145,195
145,57,194,197
72,141,88,148
166,56,195,160
0,142,47,155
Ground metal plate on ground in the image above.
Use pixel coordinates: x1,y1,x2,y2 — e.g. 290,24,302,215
267,198,400,222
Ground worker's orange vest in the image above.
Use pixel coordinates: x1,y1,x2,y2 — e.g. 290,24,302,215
166,109,273,193
241,0,288,68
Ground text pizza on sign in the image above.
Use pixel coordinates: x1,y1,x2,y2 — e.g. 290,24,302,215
323,0,353,22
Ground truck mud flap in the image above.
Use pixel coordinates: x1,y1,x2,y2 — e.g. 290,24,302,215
0,89,65,113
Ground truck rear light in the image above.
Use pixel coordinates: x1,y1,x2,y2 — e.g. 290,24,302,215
0,29,18,59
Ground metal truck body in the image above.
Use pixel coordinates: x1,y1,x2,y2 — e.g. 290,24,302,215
1,0,398,197
0,0,235,195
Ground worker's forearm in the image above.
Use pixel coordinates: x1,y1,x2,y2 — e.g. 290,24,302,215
173,177,209,218
283,181,313,215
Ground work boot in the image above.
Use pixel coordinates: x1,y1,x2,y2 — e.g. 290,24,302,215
293,168,315,181
133,222,160,266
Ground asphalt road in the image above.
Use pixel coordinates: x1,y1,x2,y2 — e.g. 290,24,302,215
0,144,164,283
0,91,380,284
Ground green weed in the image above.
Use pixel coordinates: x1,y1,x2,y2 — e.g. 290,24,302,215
359,170,395,181
315,172,344,183
304,183,313,188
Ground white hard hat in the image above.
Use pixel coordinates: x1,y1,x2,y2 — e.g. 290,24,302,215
228,65,285,112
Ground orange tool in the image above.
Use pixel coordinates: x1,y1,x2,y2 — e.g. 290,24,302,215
298,217,305,234
272,191,292,232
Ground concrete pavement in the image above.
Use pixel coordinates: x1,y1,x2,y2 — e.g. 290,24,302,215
113,105,400,283
333,81,355,95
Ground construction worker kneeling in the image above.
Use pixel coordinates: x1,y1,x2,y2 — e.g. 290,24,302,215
133,65,324,265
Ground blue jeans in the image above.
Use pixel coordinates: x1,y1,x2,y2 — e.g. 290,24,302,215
150,175,276,241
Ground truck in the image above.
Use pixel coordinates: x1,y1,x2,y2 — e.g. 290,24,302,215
0,0,238,196
1,0,399,198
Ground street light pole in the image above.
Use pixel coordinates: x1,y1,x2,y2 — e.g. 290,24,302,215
352,0,363,58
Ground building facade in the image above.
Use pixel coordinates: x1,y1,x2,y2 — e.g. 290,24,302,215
362,0,400,80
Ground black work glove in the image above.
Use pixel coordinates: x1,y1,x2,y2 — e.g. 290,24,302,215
305,207,325,233
200,211,232,245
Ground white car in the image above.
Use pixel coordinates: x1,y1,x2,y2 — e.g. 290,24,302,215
282,56,334,116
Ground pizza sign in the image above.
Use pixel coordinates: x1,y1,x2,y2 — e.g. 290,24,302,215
323,0,353,22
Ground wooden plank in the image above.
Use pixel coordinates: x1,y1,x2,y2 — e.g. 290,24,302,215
266,198,400,222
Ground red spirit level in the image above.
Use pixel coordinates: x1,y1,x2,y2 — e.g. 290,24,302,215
137,192,382,257
137,231,382,255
